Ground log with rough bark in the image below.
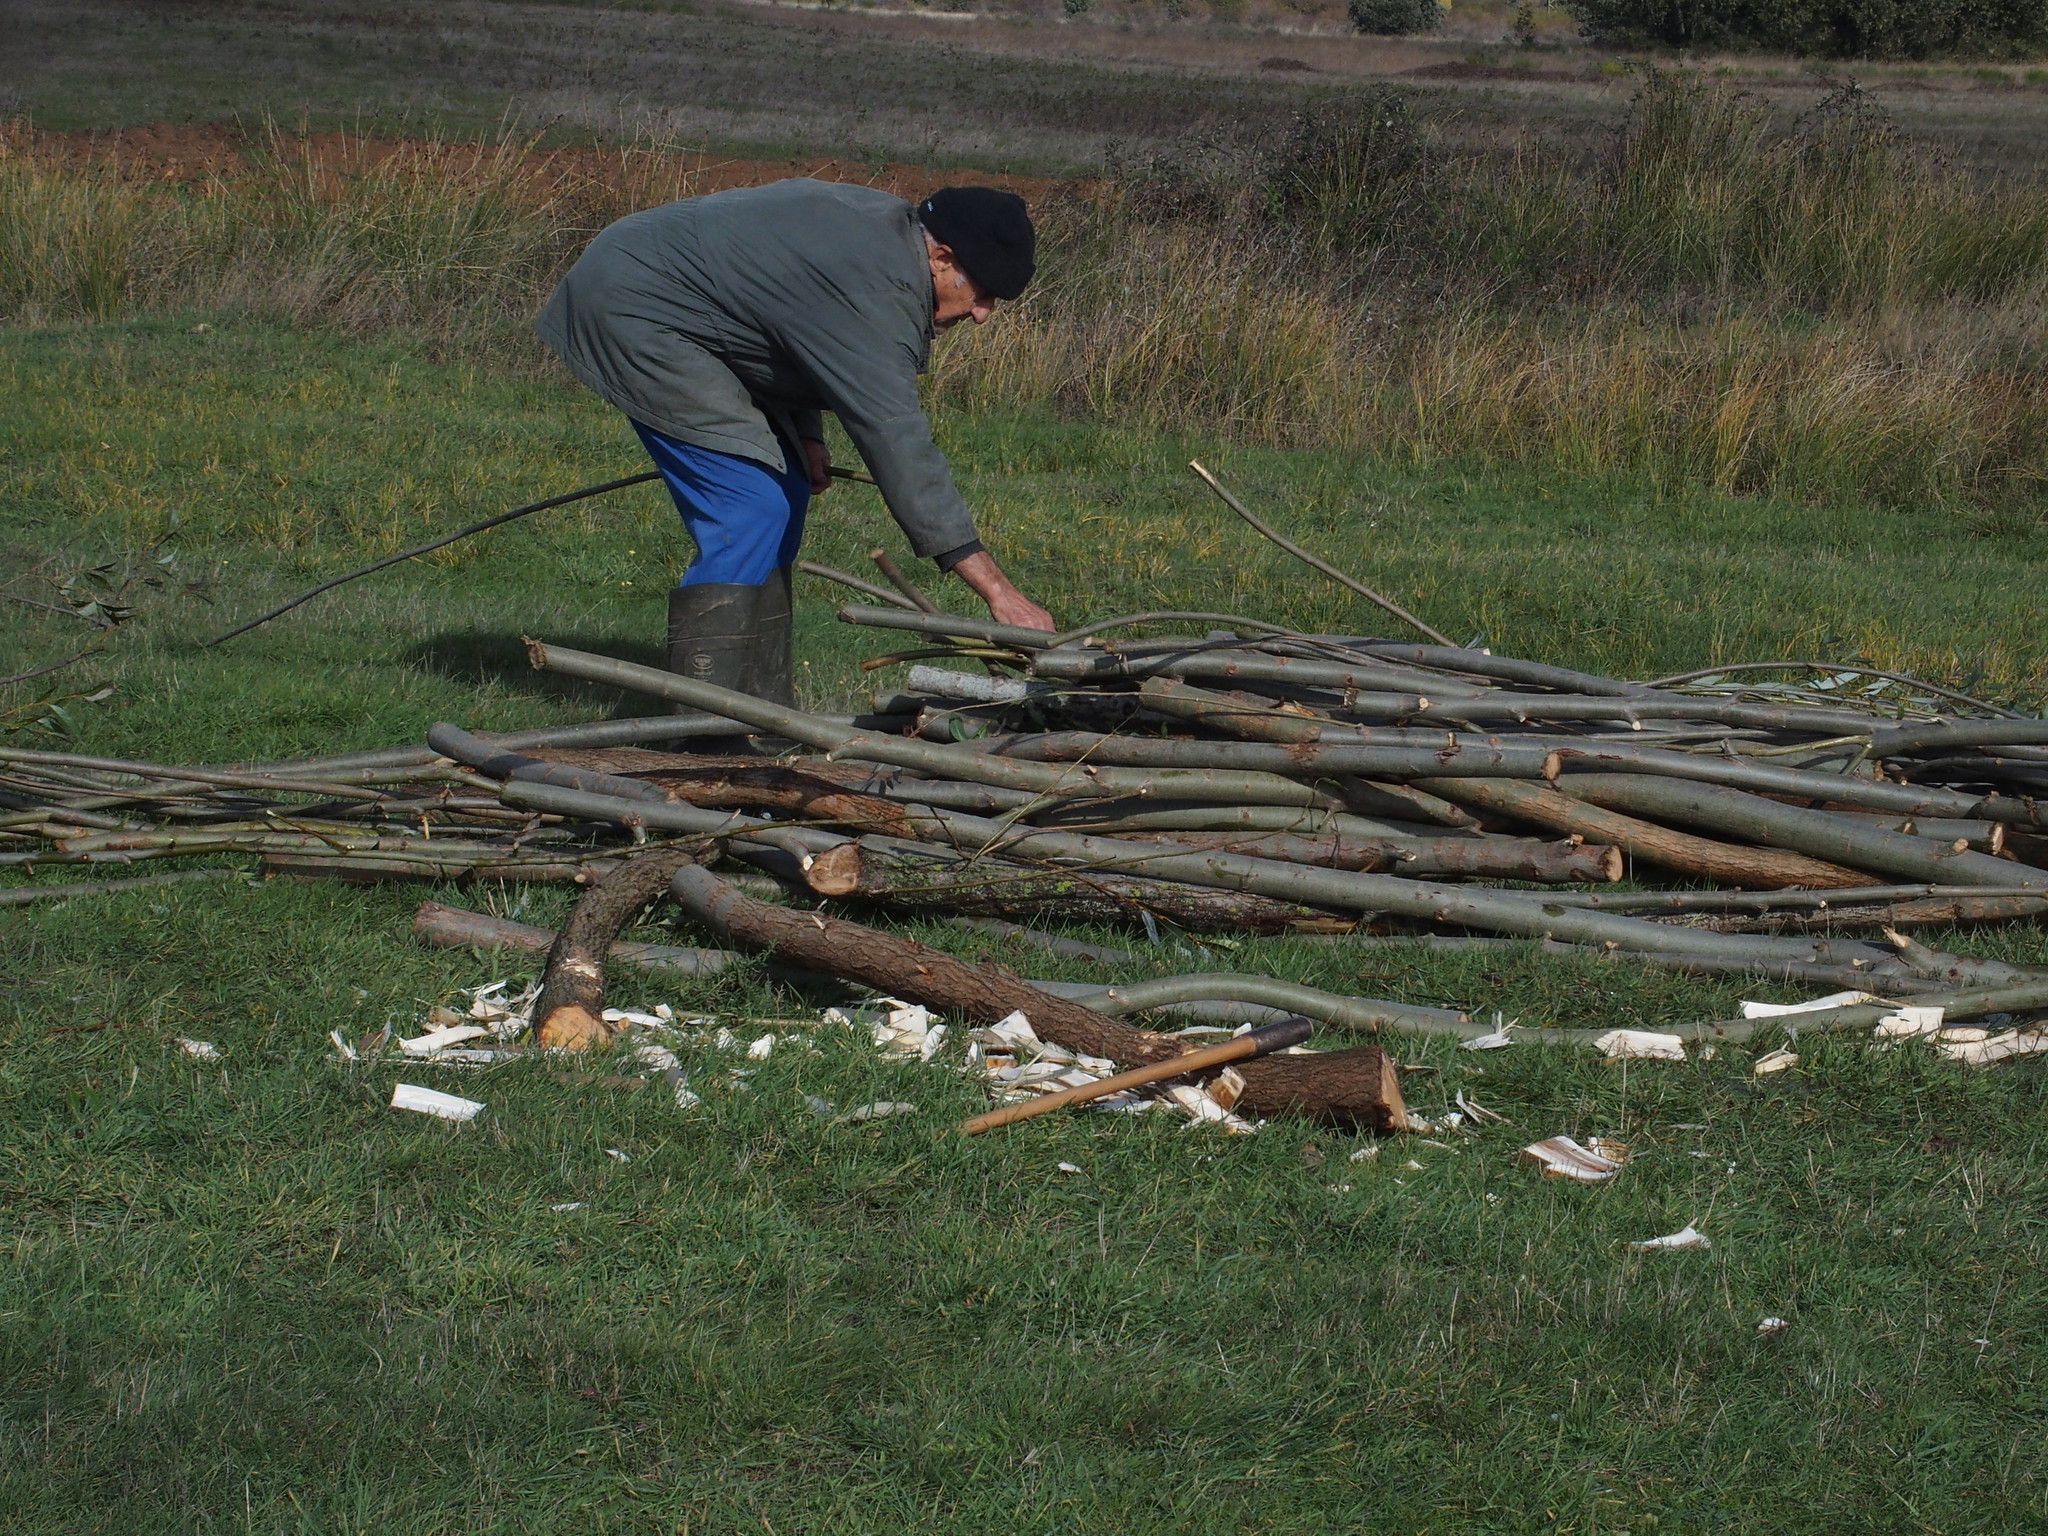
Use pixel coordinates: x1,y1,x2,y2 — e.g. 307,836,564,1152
803,834,1347,933
1414,776,1869,889
670,863,1410,1130
533,840,716,1048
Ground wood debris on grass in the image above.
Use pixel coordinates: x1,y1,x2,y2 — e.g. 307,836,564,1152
1629,1223,1709,1251
389,1083,485,1121
1519,1136,1630,1182
1594,1028,1688,1061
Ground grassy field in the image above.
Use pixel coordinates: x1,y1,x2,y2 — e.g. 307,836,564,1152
7,1,2048,1525
6,318,2048,1531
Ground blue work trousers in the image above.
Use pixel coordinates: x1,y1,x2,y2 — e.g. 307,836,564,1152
632,421,810,588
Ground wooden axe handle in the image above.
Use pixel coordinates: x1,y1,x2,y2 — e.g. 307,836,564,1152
957,1018,1314,1136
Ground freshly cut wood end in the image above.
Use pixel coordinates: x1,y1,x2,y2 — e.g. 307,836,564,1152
536,1003,613,1050
804,842,864,898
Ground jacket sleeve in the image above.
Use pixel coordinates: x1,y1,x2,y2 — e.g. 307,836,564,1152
772,303,980,559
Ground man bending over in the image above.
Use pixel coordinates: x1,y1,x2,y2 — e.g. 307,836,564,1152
536,179,1056,707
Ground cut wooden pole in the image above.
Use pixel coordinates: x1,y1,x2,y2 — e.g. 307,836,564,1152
980,730,1563,781
869,547,944,614
1553,772,2041,888
1415,776,1869,889
1093,826,1621,882
803,835,1343,933
413,899,748,975
958,1019,1315,1135
0,869,240,906
795,560,922,612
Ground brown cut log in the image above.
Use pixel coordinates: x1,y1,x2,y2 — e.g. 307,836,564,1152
671,863,1407,1130
1096,828,1622,883
1415,777,1868,890
801,836,1345,934
533,840,716,1048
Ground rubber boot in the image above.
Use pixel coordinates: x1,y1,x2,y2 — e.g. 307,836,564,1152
667,582,768,754
751,565,796,710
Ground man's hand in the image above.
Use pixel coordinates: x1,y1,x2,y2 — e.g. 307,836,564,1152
800,437,832,496
986,589,1057,632
949,549,1055,633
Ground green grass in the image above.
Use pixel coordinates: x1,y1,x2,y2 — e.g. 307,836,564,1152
7,318,2048,1530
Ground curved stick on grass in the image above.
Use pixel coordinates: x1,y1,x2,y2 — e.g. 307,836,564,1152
1069,973,1469,1036
1187,459,1456,647
203,470,664,646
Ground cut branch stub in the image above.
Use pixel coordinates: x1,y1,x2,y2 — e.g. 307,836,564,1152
534,839,717,1049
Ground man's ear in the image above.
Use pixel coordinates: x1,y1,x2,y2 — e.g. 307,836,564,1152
927,239,958,268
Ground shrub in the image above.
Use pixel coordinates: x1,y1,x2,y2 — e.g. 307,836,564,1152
1561,0,2048,57
1264,90,1430,251
1347,0,1443,35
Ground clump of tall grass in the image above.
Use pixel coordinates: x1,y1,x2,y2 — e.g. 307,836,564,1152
940,72,2048,513
0,120,699,343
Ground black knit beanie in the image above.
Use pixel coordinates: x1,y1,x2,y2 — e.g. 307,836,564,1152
916,186,1035,301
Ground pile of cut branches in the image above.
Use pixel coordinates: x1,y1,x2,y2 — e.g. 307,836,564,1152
13,547,2048,1125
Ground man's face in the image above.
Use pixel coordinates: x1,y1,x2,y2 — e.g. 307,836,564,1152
927,238,997,329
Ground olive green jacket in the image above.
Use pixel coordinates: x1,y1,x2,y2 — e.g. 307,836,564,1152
535,178,979,559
